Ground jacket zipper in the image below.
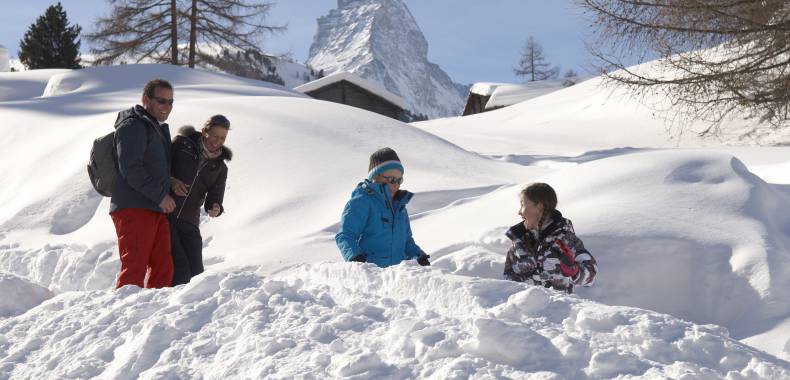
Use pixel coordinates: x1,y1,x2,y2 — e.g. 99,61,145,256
175,157,209,220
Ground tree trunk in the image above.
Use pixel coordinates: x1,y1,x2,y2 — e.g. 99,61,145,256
170,0,178,65
188,0,197,68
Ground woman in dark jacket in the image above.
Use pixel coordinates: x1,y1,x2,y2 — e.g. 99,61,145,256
169,114,232,285
504,183,597,293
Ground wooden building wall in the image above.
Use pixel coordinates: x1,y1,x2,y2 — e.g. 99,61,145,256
305,80,403,120
462,93,491,116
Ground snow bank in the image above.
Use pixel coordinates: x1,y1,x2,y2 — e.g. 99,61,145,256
0,264,787,379
41,64,302,98
0,272,52,317
0,69,70,101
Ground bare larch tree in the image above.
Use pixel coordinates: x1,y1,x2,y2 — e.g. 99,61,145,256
88,0,179,65
183,0,283,68
579,0,790,134
88,0,283,68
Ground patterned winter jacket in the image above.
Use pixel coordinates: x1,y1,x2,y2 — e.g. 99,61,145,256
504,209,597,293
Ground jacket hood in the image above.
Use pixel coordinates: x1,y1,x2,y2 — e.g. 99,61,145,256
115,105,159,129
177,125,233,161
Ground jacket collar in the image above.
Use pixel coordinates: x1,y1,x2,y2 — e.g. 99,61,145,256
506,209,565,242
357,180,413,206
133,105,164,127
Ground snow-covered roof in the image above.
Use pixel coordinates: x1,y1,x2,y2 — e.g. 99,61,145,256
480,78,592,109
294,71,406,109
468,82,508,97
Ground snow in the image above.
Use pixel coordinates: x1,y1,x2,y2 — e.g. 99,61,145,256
2,265,788,379
1,60,790,377
294,71,406,109
0,69,70,101
0,273,52,317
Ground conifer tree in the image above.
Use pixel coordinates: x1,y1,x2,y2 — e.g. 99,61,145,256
18,2,82,69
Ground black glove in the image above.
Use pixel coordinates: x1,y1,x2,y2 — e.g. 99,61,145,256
350,253,367,263
417,254,431,266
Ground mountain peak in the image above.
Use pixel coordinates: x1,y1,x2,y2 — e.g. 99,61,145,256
307,0,466,119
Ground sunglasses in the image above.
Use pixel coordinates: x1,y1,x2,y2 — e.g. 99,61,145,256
379,175,404,185
150,96,174,106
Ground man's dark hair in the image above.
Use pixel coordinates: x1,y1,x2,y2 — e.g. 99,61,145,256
142,79,173,99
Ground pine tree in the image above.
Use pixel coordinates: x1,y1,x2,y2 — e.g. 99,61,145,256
514,36,557,81
18,2,82,69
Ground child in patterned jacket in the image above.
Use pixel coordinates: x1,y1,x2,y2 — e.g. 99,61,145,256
504,183,598,293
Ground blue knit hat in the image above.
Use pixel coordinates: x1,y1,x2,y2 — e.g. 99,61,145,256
367,147,404,180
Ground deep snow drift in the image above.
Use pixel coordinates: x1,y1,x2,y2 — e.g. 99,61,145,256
1,63,790,377
2,264,788,379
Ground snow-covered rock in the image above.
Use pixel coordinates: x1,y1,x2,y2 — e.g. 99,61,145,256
307,0,466,119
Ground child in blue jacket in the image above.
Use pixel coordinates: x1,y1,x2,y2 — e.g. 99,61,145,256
336,148,430,267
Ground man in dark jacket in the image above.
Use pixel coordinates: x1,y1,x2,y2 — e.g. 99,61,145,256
110,79,176,289
169,115,232,285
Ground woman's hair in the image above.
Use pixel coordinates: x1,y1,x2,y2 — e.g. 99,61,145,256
202,114,231,135
520,183,558,228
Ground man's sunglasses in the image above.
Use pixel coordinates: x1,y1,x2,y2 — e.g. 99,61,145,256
380,175,404,185
150,96,174,106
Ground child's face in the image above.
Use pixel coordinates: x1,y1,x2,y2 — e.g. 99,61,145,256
519,197,544,229
373,168,403,198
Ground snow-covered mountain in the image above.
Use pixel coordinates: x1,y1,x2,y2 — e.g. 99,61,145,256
307,0,467,119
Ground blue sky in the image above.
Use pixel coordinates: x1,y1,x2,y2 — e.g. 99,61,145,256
0,0,597,84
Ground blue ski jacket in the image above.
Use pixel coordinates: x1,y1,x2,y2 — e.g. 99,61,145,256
336,180,424,267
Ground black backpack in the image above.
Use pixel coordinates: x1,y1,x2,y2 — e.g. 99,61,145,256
87,112,153,197
87,131,118,197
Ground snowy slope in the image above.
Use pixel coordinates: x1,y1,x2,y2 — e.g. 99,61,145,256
2,63,790,377
307,0,466,119
417,75,790,154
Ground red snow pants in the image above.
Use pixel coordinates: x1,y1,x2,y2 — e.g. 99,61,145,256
111,208,173,289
